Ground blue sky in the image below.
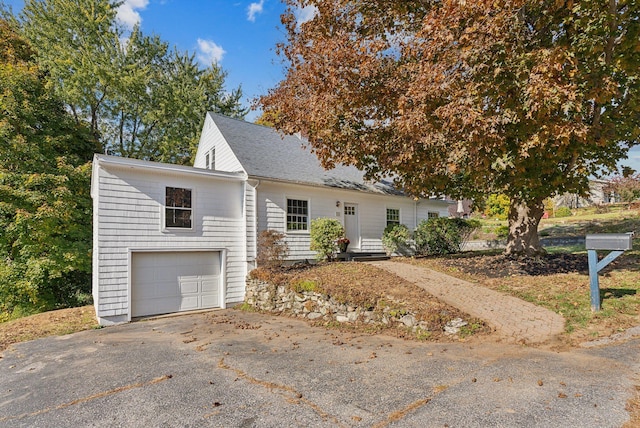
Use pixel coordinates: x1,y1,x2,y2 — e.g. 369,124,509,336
3,0,306,122
3,0,640,173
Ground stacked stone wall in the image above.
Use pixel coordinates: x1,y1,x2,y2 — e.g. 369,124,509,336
244,278,434,331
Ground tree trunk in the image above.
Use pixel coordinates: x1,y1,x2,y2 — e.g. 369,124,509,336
505,199,546,257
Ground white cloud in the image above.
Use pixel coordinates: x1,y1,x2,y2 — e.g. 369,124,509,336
116,0,149,29
295,5,317,26
197,38,226,65
247,0,265,22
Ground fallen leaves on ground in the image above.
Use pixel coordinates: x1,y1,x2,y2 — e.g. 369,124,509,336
0,305,98,352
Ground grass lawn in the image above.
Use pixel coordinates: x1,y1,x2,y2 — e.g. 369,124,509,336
474,203,640,240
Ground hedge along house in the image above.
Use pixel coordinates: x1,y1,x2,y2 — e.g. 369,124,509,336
91,113,449,325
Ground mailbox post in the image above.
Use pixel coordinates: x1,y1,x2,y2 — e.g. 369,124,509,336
585,233,634,311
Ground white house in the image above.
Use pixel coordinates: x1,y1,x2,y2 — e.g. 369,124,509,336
91,113,449,326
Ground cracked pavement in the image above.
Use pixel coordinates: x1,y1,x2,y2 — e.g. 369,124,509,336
0,310,638,427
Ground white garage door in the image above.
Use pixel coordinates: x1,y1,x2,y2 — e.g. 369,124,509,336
131,251,221,318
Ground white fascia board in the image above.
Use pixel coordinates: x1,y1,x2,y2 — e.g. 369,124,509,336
94,154,247,181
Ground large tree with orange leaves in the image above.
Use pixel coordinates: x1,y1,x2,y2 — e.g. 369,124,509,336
260,0,640,256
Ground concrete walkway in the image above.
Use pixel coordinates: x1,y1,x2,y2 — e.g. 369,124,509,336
371,260,566,345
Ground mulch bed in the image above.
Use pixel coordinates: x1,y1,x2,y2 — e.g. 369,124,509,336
434,253,591,278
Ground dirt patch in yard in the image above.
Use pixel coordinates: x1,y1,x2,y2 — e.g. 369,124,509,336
0,305,98,353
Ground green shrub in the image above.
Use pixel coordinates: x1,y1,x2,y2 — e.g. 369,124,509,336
555,206,572,218
381,224,412,255
256,229,289,268
310,217,345,261
414,218,480,255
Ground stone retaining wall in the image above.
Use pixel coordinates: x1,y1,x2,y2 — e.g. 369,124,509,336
244,278,466,335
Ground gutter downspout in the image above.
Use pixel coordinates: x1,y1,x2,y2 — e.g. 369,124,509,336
247,179,261,270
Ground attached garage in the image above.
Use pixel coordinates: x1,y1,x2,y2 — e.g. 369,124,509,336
131,251,222,318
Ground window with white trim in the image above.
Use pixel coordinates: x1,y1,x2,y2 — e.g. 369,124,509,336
427,211,440,219
205,148,215,170
386,208,400,226
286,199,308,231
165,187,192,228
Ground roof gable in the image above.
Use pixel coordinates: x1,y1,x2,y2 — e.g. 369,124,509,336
208,113,401,195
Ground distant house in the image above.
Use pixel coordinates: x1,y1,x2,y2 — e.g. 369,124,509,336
553,179,615,209
91,113,449,325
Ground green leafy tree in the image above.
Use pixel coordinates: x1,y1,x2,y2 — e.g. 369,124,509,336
0,19,98,319
260,0,640,256
20,0,247,164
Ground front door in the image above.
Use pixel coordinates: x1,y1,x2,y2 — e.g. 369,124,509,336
344,203,360,250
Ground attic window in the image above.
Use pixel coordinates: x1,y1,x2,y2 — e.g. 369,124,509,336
205,148,215,170
165,187,192,228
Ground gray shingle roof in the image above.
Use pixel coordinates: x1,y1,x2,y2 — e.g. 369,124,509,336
209,113,402,195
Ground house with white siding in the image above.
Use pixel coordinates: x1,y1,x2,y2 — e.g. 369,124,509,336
91,113,449,326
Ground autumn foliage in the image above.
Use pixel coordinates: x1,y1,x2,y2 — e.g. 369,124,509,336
260,0,640,256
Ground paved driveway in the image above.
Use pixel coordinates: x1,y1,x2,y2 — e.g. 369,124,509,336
1,310,638,427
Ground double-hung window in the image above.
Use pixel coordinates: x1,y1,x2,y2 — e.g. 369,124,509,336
386,208,400,227
165,187,192,229
286,199,308,231
205,148,215,170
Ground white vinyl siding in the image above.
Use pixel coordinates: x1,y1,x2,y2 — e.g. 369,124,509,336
193,114,243,172
255,181,450,259
416,202,449,223
92,158,246,325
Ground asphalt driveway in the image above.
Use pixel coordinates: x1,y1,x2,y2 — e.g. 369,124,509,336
1,309,638,427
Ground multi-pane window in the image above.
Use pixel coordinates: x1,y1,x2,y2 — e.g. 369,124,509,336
427,211,440,219
386,208,400,226
287,199,308,231
344,205,356,216
165,187,192,228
